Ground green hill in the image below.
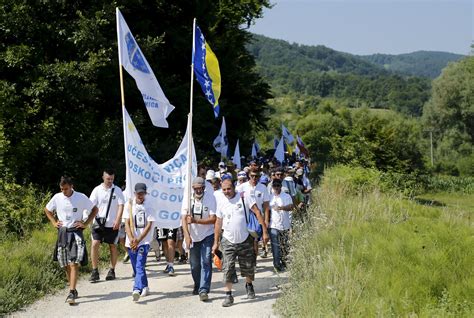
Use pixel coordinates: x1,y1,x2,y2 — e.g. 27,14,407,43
360,51,465,79
247,34,431,116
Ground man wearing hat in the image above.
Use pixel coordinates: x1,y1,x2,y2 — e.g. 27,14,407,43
295,168,312,205
124,183,156,301
235,171,248,191
182,177,217,302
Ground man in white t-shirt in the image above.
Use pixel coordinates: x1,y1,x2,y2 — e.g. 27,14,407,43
268,179,294,272
88,169,125,282
212,179,269,307
44,176,98,305
123,183,156,302
238,168,270,258
182,177,217,302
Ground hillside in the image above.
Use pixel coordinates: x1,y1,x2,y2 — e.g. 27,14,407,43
247,34,431,116
360,51,465,79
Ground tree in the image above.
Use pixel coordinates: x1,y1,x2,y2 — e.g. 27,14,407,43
0,0,271,189
422,56,474,175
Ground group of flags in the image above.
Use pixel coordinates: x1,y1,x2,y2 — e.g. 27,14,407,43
117,7,309,180
117,8,221,129
212,116,310,165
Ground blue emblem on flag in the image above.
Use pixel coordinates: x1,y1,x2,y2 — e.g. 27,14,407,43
125,33,150,74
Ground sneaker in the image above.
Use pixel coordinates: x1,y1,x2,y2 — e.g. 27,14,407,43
260,250,268,258
89,269,99,282
132,290,140,302
192,287,199,295
222,294,234,307
65,291,76,304
123,254,130,263
141,287,149,297
178,255,187,264
246,283,255,299
168,266,176,276
105,268,116,281
232,275,238,284
199,292,209,302
163,265,170,273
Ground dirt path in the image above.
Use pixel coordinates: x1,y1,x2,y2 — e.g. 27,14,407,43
12,254,287,318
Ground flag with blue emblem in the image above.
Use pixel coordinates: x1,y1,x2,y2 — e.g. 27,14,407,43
193,23,221,118
117,8,174,128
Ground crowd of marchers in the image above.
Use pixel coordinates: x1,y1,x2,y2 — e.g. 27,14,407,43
44,157,312,307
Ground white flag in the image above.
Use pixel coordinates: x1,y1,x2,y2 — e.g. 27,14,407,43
232,139,241,169
123,107,196,228
213,117,228,158
251,143,257,158
274,136,285,163
281,124,295,144
117,8,175,128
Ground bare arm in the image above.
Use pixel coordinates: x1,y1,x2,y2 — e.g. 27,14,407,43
44,208,61,228
212,217,223,255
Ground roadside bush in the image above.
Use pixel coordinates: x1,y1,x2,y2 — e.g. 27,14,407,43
0,179,50,241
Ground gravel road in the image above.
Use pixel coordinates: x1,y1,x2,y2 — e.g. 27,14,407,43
11,253,287,318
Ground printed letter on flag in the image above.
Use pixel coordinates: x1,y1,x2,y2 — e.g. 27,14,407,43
117,8,175,128
193,24,221,117
123,107,196,228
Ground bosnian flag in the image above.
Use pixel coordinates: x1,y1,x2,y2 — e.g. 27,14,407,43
193,22,221,118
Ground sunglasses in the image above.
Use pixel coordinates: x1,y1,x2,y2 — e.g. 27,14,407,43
249,175,259,178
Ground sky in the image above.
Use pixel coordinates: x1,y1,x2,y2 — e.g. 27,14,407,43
249,0,473,55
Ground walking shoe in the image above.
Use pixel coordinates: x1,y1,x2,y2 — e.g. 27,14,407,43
89,269,99,282
246,283,256,299
65,290,76,304
168,266,176,276
163,264,170,273
105,268,116,281
123,254,130,263
260,250,268,258
141,287,150,297
178,254,187,264
132,290,140,302
192,287,199,295
232,275,238,284
222,294,234,307
199,292,209,302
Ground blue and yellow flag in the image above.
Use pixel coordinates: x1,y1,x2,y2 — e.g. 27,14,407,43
193,24,221,117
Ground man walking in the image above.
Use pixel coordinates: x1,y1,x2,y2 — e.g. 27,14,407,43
124,183,156,301
89,169,125,282
182,177,217,301
44,176,98,304
212,180,269,307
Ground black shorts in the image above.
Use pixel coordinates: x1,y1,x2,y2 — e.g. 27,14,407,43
91,227,119,244
159,228,179,242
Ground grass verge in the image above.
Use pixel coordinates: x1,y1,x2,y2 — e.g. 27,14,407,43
276,166,473,317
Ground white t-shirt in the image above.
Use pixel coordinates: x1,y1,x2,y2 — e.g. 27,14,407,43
213,189,225,206
46,191,95,229
205,180,214,193
216,192,255,244
123,198,156,248
181,191,216,242
269,192,293,231
238,181,269,216
89,184,125,227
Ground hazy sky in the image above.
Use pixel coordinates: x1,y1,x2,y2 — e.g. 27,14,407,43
249,0,472,55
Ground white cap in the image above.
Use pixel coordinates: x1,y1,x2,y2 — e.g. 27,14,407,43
205,170,215,181
237,171,247,179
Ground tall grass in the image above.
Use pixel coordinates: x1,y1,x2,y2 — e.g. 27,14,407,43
276,165,473,317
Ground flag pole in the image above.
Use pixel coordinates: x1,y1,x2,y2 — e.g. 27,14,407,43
117,8,134,230
186,18,197,218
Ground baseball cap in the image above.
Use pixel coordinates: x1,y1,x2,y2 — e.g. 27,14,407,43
134,183,147,193
221,173,232,181
205,170,215,181
259,175,269,184
237,171,247,179
192,177,205,186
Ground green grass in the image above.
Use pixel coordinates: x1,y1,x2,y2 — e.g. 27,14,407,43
0,226,127,315
276,167,473,317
